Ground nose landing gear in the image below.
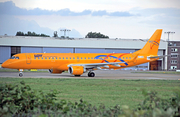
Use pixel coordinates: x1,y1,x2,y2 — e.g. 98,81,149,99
19,72,23,77
19,69,23,77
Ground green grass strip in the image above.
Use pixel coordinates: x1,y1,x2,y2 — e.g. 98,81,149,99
0,78,179,109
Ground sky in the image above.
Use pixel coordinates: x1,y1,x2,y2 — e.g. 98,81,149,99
0,0,180,40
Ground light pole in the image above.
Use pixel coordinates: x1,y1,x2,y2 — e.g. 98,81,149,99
60,29,71,38
164,31,175,41
164,31,175,71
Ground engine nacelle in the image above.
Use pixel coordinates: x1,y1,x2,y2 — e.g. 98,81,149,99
49,69,63,74
68,66,85,76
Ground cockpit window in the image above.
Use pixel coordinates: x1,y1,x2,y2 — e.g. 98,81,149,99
10,56,16,59
10,56,19,59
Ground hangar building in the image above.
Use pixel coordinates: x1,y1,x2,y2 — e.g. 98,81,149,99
0,36,168,70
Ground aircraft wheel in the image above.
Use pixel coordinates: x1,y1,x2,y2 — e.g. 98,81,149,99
88,72,91,76
88,72,95,77
19,73,23,77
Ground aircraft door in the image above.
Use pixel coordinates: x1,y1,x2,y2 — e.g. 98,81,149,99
26,54,31,64
51,57,55,63
76,56,80,62
132,54,137,64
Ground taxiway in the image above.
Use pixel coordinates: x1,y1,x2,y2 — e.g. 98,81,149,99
0,70,179,80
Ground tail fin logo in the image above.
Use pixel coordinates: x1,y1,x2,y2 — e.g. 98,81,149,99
149,40,159,49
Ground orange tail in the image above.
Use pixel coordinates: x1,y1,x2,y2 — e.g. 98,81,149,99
137,29,162,55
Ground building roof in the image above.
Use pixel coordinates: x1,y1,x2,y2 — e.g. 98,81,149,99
0,36,167,50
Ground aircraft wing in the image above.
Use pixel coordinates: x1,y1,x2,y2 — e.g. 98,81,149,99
68,62,124,69
147,55,170,59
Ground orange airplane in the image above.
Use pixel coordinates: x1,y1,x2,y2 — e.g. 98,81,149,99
2,29,165,77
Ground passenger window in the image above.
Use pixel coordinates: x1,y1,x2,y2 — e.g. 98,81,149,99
42,58,43,59
59,57,61,59
126,57,128,59
73,57,75,59
16,57,19,59
85,57,86,59
34,57,36,59
45,57,47,59
129,57,131,59
91,57,93,59
123,57,124,59
66,57,68,59
70,57,71,59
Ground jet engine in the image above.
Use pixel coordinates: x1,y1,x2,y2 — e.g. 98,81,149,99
68,66,85,76
49,69,63,74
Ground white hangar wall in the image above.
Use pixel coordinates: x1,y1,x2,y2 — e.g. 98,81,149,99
0,46,11,63
0,36,167,70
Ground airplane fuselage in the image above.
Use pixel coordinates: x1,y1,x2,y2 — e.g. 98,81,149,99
2,53,155,70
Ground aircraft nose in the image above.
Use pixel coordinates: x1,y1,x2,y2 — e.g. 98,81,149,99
1,61,8,68
1,63,4,68
1,62,6,68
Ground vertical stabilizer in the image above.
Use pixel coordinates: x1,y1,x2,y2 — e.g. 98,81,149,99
138,29,162,55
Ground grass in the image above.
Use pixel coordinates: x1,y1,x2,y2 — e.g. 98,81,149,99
0,78,180,109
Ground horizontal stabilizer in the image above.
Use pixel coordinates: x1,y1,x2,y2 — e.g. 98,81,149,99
147,55,171,59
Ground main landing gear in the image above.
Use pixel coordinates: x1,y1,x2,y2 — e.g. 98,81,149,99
88,71,95,77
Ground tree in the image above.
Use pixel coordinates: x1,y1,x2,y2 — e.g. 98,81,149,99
85,32,109,38
16,31,24,36
16,31,50,37
53,31,58,37
27,31,31,36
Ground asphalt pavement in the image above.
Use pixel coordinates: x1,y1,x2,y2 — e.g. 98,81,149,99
0,70,179,80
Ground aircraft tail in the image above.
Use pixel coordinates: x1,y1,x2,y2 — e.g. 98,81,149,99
137,29,162,55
